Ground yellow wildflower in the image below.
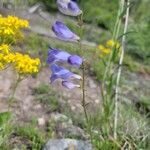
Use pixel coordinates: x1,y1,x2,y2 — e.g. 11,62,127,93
3,52,16,63
98,44,111,57
12,52,41,75
0,43,40,74
0,44,10,54
0,44,11,70
0,15,29,43
98,45,105,51
106,39,120,49
106,40,115,47
102,48,111,54
98,39,121,57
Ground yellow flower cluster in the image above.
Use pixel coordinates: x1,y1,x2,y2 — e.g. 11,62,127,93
12,53,40,75
98,40,120,57
0,44,40,75
0,44,11,69
0,15,29,43
0,15,40,75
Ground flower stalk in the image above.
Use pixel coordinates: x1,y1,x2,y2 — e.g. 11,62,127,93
78,13,89,124
8,74,21,107
51,0,92,142
81,62,89,123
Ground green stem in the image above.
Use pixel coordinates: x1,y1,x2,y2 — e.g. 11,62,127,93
114,0,130,140
78,13,92,141
78,43,89,125
8,74,21,107
78,13,89,124
81,62,89,123
100,0,125,139
102,0,125,86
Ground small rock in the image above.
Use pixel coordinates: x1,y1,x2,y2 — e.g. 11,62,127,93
38,117,45,126
88,79,97,88
43,139,93,150
56,124,87,139
50,113,73,125
34,104,42,110
71,106,76,111
28,3,43,14
94,99,100,104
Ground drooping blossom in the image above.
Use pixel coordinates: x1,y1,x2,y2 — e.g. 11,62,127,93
50,64,81,83
62,80,80,89
52,21,80,41
47,47,71,64
56,0,82,16
50,64,81,89
47,47,83,67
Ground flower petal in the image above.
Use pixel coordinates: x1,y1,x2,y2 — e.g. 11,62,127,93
47,47,71,64
52,21,80,41
50,64,81,83
68,55,83,67
62,80,80,89
71,74,82,80
50,63,63,73
68,1,82,14
47,47,83,67
57,0,82,16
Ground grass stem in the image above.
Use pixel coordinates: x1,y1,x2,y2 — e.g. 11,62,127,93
114,0,130,140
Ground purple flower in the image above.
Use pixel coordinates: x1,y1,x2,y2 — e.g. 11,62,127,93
47,47,71,64
47,47,83,67
57,0,82,16
50,64,81,83
62,81,80,89
52,21,80,41
68,55,83,67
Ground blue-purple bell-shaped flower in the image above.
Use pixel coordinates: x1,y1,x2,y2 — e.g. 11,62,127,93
57,0,82,16
52,21,80,41
50,64,81,89
47,47,71,63
47,47,83,67
50,64,82,83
